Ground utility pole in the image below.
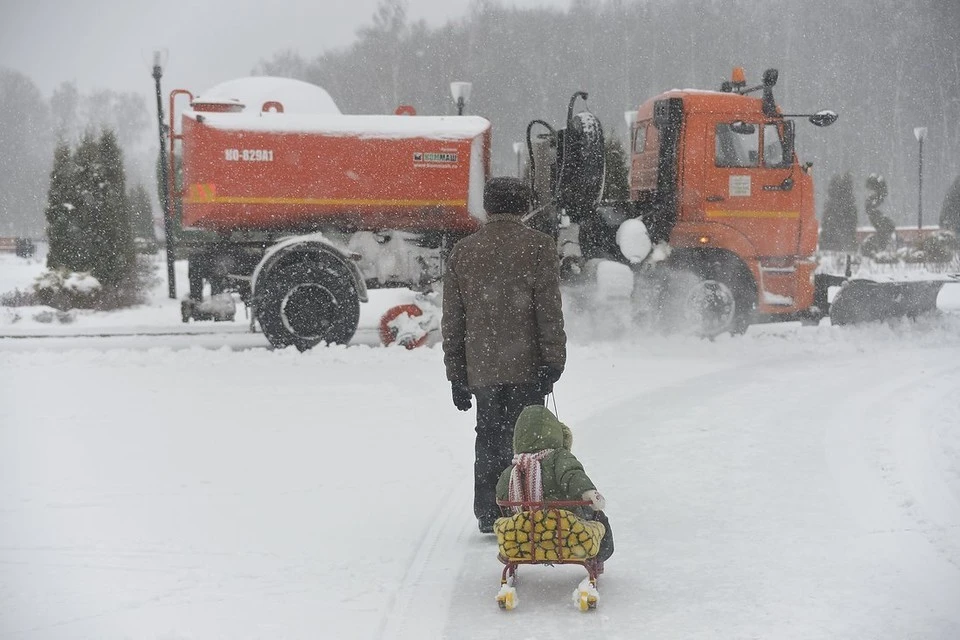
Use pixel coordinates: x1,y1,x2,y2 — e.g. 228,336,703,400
914,126,927,236
153,51,176,299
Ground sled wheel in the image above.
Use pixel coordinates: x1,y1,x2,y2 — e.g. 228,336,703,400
379,304,427,349
496,586,518,611
578,590,590,612
577,588,598,612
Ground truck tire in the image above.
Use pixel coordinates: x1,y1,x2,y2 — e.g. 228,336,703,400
664,253,755,337
701,259,754,336
681,277,750,337
256,259,360,351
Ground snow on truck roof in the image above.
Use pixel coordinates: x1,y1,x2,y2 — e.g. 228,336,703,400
185,111,492,140
633,88,765,114
188,76,491,140
196,76,342,115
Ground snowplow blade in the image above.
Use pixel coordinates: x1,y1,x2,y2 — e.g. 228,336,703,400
829,279,945,325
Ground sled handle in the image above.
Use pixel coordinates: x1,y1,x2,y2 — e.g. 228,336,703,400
496,499,592,509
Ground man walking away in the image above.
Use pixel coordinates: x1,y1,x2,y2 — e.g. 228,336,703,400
442,176,567,533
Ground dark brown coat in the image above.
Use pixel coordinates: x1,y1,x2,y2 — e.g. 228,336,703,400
442,215,566,388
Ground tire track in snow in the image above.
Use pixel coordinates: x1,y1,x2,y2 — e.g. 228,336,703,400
823,362,960,566
437,357,776,639
438,346,960,638
376,474,473,640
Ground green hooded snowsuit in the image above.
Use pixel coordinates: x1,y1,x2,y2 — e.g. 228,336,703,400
495,406,596,502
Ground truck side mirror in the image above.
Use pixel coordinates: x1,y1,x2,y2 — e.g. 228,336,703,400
809,110,838,127
782,120,795,162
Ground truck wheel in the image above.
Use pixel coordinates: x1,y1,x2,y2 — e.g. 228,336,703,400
683,278,738,337
257,260,360,351
663,258,754,337
698,257,754,336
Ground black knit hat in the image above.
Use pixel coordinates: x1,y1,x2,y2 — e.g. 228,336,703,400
484,176,530,215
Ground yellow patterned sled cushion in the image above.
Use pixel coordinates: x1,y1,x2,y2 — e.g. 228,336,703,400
495,509,605,561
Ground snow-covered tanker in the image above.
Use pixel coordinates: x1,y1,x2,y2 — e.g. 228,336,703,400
165,77,489,349
163,71,950,350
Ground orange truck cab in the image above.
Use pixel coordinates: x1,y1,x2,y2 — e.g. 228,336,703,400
621,68,836,329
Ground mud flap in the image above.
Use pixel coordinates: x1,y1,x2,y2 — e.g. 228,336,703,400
829,279,945,325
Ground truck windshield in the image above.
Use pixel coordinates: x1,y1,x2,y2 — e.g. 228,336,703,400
715,123,758,168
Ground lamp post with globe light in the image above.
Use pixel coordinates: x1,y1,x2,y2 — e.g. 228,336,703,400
512,142,524,178
624,109,637,183
624,109,637,139
450,81,472,116
152,49,176,299
913,126,927,236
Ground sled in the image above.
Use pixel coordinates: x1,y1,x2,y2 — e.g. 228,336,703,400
494,499,605,612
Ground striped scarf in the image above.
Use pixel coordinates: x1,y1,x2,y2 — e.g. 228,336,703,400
507,449,554,513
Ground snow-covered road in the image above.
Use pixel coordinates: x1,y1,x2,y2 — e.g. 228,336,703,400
2,315,960,639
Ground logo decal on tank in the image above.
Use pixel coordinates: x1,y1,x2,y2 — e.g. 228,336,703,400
413,151,459,167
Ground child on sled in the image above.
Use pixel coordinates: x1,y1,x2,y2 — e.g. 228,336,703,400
495,405,614,565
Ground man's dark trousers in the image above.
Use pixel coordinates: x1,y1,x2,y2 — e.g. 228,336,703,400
473,383,544,522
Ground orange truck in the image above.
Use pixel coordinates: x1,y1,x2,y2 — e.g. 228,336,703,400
164,72,944,349
534,68,944,335
166,77,490,349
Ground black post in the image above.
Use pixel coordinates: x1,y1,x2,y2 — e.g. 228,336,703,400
917,136,924,233
153,58,176,299
456,97,465,116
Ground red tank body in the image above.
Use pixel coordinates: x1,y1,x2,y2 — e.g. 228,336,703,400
178,108,491,234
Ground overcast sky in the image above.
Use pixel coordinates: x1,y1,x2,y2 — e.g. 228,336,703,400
1,0,571,98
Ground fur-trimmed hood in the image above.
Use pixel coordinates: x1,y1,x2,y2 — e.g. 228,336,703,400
513,406,573,453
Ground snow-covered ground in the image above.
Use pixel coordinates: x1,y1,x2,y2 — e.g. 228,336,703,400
2,250,960,639
0,249,417,346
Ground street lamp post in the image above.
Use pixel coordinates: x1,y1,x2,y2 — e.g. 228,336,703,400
512,142,524,178
449,81,472,116
152,50,176,299
624,110,637,139
914,127,927,235
624,110,637,183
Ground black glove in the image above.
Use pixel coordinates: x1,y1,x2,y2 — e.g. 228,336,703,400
537,365,562,395
451,381,472,411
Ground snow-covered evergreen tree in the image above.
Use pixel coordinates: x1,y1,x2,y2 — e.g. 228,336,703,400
89,130,135,288
65,129,135,289
939,175,960,236
819,172,858,251
70,132,101,274
39,130,142,308
128,182,157,243
44,140,80,271
862,174,895,257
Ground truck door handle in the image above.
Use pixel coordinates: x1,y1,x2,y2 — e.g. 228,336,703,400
706,195,724,202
